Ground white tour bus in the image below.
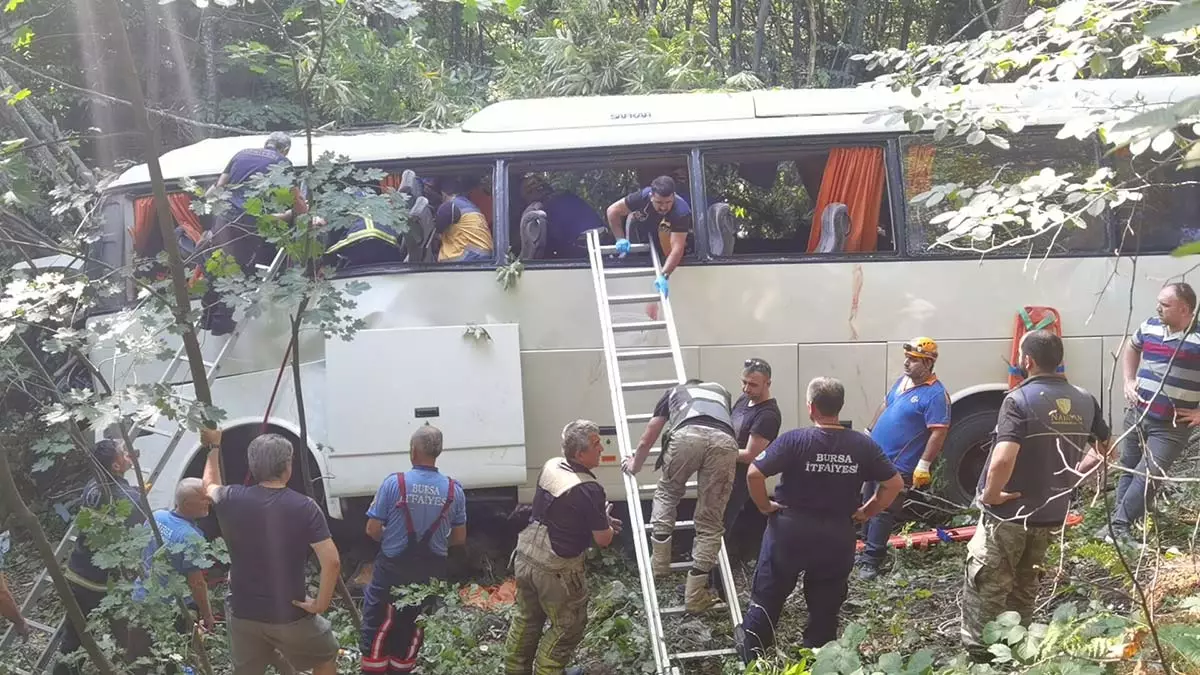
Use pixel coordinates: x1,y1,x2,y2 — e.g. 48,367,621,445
72,74,1200,537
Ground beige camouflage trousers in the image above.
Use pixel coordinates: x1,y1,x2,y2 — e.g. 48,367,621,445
650,424,738,572
960,513,1053,650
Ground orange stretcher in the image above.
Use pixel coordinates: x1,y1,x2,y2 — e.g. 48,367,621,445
1008,306,1064,389
855,511,1084,553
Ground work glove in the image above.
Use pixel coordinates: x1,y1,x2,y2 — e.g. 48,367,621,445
615,238,631,257
912,459,932,489
654,274,669,297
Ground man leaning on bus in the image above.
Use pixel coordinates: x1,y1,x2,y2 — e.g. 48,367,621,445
604,175,692,298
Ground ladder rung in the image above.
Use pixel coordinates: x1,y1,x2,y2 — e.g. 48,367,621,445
612,320,667,333
627,413,654,423
599,243,651,254
141,426,175,438
674,647,738,660
669,561,693,571
203,360,218,369
662,602,728,616
609,293,660,304
640,480,695,493
616,348,673,362
644,520,694,531
604,267,656,278
623,379,677,392
25,619,56,634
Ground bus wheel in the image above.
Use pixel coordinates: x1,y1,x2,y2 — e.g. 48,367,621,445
939,408,1000,507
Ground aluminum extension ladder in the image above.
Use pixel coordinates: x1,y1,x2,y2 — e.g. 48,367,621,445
0,249,287,673
584,229,742,674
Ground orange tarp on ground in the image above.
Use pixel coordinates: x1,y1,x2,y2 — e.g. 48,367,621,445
459,579,518,610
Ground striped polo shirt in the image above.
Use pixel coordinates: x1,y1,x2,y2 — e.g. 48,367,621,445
1132,316,1200,421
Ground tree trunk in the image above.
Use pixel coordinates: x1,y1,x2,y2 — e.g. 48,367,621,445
806,0,818,86
836,0,867,84
996,0,1029,29
685,0,694,30
973,0,994,30
98,0,216,416
0,448,118,675
791,0,801,86
751,0,772,76
707,0,721,73
201,12,218,137
898,0,914,49
0,66,95,187
143,0,160,106
731,0,744,72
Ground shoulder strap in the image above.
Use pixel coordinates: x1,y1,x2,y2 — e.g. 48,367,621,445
393,473,417,536
418,477,460,545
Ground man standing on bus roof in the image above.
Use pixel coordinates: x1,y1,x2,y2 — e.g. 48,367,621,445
1104,281,1200,547
963,330,1110,659
202,132,306,335
736,377,902,662
855,337,950,580
709,357,782,599
604,175,692,298
505,420,621,675
361,425,466,674
623,379,738,613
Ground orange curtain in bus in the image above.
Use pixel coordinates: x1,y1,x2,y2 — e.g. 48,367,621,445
806,147,885,253
167,192,203,244
905,144,936,197
132,196,158,254
380,173,403,192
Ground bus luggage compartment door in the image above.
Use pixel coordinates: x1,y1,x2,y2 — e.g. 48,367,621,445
324,324,526,496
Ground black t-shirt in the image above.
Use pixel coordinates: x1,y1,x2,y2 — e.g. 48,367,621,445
624,187,693,259
542,483,609,559
978,375,1111,525
68,478,147,584
731,395,782,448
753,427,897,518
654,389,736,438
213,485,332,623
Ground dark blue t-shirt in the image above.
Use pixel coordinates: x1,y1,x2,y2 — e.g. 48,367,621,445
624,187,693,233
870,376,951,474
224,148,292,212
753,427,897,518
544,192,603,255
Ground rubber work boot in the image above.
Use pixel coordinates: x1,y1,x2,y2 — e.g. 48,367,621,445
651,536,672,576
684,571,719,613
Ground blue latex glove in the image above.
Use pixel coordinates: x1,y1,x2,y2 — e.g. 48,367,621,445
615,238,631,257
654,274,669,297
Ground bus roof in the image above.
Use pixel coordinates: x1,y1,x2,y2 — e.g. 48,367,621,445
111,75,1200,190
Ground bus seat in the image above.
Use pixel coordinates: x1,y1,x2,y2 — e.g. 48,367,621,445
706,202,735,257
519,203,548,260
403,196,437,263
815,202,850,253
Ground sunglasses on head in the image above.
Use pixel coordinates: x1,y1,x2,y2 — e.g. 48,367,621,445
744,358,771,376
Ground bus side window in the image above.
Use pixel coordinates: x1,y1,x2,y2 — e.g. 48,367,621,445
129,192,208,281
376,167,495,265
507,159,691,262
1111,139,1200,254
702,145,895,257
899,132,1107,257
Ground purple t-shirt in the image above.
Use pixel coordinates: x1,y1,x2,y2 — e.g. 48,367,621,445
223,148,292,212
543,192,603,255
213,484,331,623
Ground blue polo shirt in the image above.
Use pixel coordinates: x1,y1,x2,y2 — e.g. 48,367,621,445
367,467,466,558
133,510,208,603
870,375,951,474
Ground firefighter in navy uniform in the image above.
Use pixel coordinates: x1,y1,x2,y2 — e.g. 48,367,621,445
360,425,466,674
505,420,622,675
736,377,904,662
623,379,739,614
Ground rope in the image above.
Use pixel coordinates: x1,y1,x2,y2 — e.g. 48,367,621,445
242,338,295,486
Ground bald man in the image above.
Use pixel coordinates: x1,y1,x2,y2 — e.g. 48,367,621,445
133,478,216,630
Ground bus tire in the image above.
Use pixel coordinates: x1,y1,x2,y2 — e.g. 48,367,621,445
939,408,1000,507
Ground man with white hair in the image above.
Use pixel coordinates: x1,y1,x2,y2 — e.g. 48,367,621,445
132,478,216,628
201,427,341,675
505,420,622,675
360,424,466,674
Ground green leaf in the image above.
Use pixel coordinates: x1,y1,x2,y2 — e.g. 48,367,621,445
4,0,24,11
876,652,903,672
1171,240,1200,258
6,87,29,105
505,0,522,14
12,24,32,50
1146,1,1200,38
1159,624,1200,667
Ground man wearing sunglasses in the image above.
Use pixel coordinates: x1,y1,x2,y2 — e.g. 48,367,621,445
855,337,951,580
708,357,782,599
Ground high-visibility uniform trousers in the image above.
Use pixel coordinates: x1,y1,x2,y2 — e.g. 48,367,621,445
504,523,588,675
360,548,441,674
740,510,855,660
